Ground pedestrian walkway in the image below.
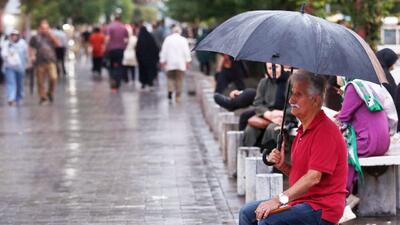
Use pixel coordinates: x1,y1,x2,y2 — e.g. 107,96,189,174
0,61,243,225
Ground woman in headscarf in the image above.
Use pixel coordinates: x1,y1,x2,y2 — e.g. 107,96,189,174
336,78,390,194
136,26,160,89
376,48,400,131
376,48,398,98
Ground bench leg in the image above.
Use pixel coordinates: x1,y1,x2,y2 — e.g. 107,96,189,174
358,165,397,216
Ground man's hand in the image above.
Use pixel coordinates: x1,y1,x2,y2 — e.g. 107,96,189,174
229,90,242,98
267,141,286,169
255,198,280,220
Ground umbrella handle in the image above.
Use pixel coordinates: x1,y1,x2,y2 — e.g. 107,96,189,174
262,131,287,166
263,72,292,166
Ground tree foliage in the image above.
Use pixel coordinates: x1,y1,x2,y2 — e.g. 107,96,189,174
330,0,395,49
19,0,134,26
166,0,396,47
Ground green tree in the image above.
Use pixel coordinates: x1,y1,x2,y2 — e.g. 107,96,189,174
165,0,330,24
132,5,159,23
330,0,395,49
103,0,134,23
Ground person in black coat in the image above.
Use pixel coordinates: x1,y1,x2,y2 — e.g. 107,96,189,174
376,48,400,132
136,26,160,89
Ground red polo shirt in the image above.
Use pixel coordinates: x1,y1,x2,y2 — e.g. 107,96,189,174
288,110,348,224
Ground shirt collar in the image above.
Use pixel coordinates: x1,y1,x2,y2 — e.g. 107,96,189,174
297,110,326,135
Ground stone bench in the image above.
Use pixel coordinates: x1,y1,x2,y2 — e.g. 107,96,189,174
357,152,400,216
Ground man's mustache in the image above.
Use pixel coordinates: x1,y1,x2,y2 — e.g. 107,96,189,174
290,103,300,109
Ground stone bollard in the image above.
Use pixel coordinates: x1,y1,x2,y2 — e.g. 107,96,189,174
237,147,261,195
217,111,235,144
245,157,273,202
256,173,283,201
199,88,213,109
211,105,224,138
218,112,237,146
222,122,239,162
204,97,215,128
226,131,243,176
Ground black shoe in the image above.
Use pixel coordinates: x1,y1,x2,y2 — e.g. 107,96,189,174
47,93,53,103
168,92,172,99
39,97,47,105
213,93,234,111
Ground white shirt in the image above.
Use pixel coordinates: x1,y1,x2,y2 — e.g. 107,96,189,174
367,81,398,135
159,33,191,71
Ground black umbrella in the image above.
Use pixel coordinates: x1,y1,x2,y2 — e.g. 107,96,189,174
195,8,386,84
195,7,386,165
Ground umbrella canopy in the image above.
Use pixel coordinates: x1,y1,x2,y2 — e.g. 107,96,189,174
195,10,386,84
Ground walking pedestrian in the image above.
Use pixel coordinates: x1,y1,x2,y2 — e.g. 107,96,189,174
29,20,61,105
136,26,159,90
53,25,68,76
89,27,105,79
105,14,128,92
159,25,191,102
1,30,28,106
122,24,138,84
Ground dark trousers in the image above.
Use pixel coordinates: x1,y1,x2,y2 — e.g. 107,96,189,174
239,109,256,131
215,68,246,93
107,49,124,89
123,66,136,82
55,47,66,75
200,62,210,75
92,57,103,73
239,201,334,225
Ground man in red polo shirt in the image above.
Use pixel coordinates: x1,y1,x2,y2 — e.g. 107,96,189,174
239,69,348,225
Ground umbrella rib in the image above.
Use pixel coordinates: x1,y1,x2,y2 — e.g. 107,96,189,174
235,11,285,60
275,14,303,65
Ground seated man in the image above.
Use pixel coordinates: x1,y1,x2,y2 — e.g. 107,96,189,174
242,63,293,151
239,70,348,225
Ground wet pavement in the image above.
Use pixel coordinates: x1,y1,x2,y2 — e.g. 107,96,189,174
0,60,242,225
0,60,398,225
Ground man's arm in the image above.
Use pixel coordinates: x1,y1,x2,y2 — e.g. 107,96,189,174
47,31,61,47
255,169,322,220
282,169,322,201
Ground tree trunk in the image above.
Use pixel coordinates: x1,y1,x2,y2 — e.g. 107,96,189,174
355,0,367,39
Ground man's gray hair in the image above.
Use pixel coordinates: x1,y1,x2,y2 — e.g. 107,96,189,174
289,69,327,100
